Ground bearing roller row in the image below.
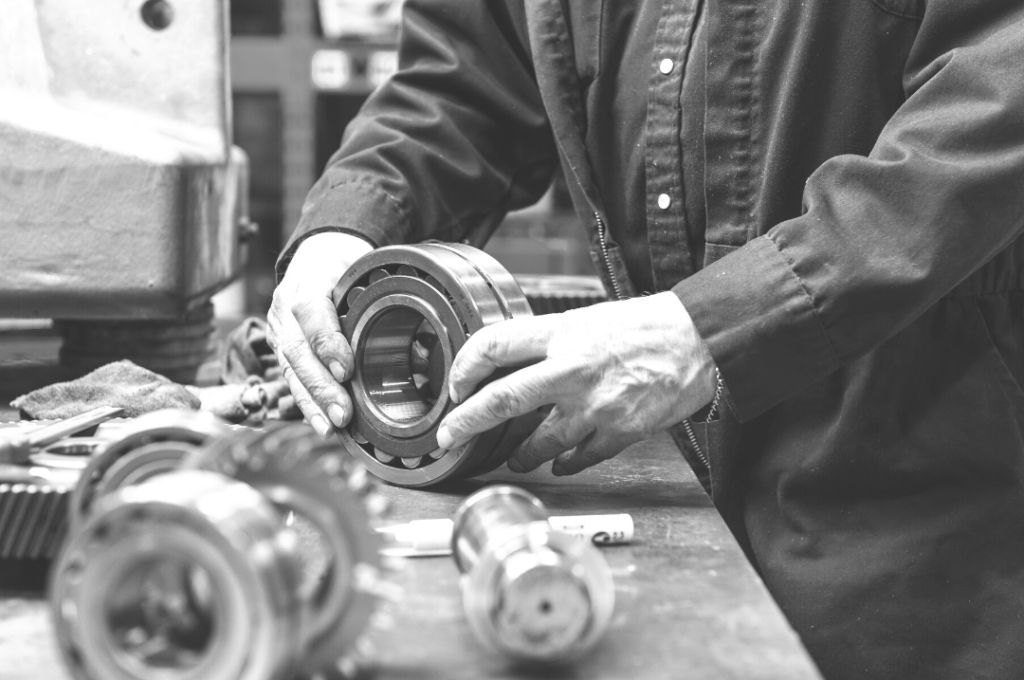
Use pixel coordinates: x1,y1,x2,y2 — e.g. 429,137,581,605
333,243,534,487
52,412,390,680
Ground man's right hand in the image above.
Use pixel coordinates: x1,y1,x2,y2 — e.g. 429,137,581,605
267,231,374,438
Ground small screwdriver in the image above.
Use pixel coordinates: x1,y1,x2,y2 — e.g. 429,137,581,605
0,406,124,464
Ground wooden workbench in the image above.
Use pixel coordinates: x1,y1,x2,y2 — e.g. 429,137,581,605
0,432,822,680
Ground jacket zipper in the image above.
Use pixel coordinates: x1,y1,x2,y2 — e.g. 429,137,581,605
593,211,709,472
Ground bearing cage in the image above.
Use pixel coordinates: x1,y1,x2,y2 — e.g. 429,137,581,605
333,244,533,487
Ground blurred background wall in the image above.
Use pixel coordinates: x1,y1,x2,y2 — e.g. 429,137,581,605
228,0,595,316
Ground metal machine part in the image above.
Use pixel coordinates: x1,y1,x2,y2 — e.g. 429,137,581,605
1,0,250,381
332,243,534,487
451,485,615,663
55,303,218,384
69,410,231,530
184,422,387,676
51,470,305,680
0,480,72,560
514,275,608,315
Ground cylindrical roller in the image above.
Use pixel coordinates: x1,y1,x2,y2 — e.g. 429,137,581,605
51,470,304,680
69,409,231,529
332,244,534,487
451,485,615,663
184,423,385,675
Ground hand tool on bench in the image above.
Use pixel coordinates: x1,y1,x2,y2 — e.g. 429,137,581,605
0,406,124,464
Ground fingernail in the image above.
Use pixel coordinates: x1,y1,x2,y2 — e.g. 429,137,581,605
506,456,525,473
436,425,454,449
327,404,346,428
310,415,331,439
449,384,460,404
551,464,567,476
329,361,346,383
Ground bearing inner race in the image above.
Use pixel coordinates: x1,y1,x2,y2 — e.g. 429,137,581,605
353,294,452,437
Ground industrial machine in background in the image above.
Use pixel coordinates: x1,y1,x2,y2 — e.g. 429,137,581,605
0,0,251,383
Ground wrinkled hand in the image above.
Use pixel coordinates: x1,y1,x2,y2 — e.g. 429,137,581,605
267,232,373,438
436,292,717,475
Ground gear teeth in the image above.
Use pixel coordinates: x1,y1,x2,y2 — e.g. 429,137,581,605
369,608,396,632
345,465,371,494
334,655,360,679
346,286,365,309
369,269,391,283
428,448,446,460
365,492,390,518
400,456,422,469
373,449,394,464
396,265,419,277
320,453,345,477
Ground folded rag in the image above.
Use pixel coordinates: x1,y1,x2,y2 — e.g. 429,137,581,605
11,360,200,420
12,318,303,423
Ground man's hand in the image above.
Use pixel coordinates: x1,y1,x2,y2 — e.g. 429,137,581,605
267,232,373,438
436,292,717,475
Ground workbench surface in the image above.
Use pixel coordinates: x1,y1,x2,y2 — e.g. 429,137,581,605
0,431,823,680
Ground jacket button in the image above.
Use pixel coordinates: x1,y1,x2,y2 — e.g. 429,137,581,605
658,193,671,210
659,58,674,74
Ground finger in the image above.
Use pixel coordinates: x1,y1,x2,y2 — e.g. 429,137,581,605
448,315,562,403
279,356,332,437
507,406,593,473
279,313,353,432
551,430,637,476
291,295,353,383
437,360,575,450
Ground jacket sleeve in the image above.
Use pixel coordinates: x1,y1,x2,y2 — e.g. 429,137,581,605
674,0,1024,421
276,0,558,279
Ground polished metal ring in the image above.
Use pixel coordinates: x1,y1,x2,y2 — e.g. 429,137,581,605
332,243,533,487
51,470,304,680
184,422,385,676
69,409,231,530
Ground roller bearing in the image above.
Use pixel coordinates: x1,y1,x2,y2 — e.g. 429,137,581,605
184,422,386,676
51,470,305,680
333,243,534,487
69,410,232,531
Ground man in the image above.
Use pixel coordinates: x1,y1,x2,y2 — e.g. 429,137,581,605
268,1,1024,678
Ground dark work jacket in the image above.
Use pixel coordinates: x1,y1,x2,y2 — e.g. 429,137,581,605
278,1,1024,678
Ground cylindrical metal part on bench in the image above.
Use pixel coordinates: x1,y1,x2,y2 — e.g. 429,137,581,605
451,485,615,663
332,244,534,487
184,422,386,676
51,470,304,680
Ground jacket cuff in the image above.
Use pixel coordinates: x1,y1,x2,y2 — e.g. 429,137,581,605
672,235,839,421
276,179,410,281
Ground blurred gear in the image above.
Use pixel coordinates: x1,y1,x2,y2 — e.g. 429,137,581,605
514,274,608,315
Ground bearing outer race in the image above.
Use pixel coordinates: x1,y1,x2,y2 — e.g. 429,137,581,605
184,423,382,674
93,441,198,499
419,244,537,475
70,410,230,530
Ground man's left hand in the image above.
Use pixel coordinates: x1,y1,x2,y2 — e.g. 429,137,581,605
436,292,717,475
